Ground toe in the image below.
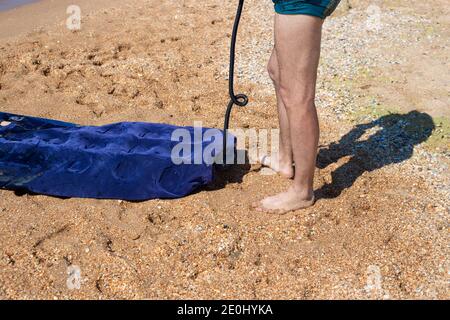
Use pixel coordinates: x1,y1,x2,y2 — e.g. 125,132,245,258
259,154,270,167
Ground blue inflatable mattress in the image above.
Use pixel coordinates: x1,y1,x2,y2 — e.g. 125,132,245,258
0,112,231,200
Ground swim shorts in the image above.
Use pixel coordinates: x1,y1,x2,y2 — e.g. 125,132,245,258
272,0,341,19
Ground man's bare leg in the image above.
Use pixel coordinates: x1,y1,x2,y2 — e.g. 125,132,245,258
260,49,294,179
256,14,323,214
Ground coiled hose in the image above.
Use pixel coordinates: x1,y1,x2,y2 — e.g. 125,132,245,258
223,0,248,164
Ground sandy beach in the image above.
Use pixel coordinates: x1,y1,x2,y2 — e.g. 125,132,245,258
0,0,448,299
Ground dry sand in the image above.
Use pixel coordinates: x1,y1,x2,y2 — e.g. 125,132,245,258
0,0,448,299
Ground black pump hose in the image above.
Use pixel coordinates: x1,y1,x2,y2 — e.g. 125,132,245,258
223,0,248,164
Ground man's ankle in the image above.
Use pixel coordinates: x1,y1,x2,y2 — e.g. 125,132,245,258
290,184,314,200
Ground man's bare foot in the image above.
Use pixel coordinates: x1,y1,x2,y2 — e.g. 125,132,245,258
253,187,315,214
259,154,294,179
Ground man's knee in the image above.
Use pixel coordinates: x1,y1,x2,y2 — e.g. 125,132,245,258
278,83,315,110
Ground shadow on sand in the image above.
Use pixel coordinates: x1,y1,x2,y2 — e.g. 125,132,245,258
207,111,435,199
315,111,435,200
206,151,251,191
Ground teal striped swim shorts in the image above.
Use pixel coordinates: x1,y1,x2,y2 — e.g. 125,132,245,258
272,0,341,19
